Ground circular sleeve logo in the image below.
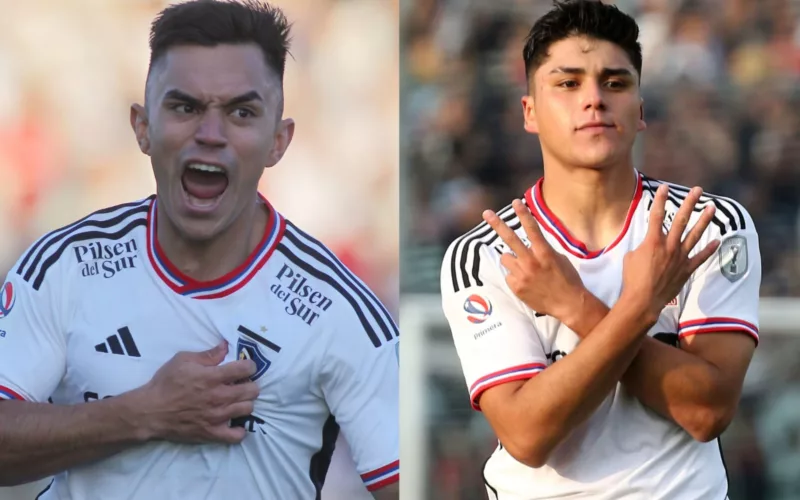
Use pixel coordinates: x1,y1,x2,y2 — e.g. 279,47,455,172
0,281,16,319
463,294,493,324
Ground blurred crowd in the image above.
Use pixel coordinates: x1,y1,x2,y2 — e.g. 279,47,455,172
401,0,800,499
0,0,397,499
0,0,399,315
402,0,800,295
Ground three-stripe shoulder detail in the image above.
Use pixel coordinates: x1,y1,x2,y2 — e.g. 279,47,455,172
276,221,398,348
641,176,746,237
16,197,152,290
446,201,521,294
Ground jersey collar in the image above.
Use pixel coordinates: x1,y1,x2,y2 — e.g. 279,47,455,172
145,194,285,299
524,170,643,259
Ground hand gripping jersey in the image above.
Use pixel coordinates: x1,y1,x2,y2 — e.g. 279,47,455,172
441,172,759,500
0,195,399,499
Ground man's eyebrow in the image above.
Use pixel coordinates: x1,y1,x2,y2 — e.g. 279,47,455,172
549,67,634,78
163,89,203,107
162,89,264,107
224,90,263,107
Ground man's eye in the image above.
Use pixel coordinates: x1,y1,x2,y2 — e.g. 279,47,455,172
232,108,254,118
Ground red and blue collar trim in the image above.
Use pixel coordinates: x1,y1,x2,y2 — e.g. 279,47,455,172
524,171,642,259
146,194,285,299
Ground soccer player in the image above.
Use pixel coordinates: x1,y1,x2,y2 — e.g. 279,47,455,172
441,1,759,499
0,1,399,499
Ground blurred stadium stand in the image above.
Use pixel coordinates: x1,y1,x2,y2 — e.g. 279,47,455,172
0,0,398,498
400,0,800,499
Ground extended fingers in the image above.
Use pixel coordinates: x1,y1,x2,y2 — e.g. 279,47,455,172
667,186,703,248
681,204,716,253
483,209,528,258
648,184,669,241
687,239,720,273
512,199,548,252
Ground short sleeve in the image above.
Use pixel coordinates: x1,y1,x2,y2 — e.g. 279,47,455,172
320,313,399,492
442,239,548,411
679,213,761,345
0,262,67,402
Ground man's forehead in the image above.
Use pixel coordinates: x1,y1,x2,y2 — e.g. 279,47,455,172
540,36,635,73
148,44,281,102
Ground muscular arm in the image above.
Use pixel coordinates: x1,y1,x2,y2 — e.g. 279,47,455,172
0,346,257,487
480,293,654,468
0,394,149,486
565,294,755,442
372,481,399,500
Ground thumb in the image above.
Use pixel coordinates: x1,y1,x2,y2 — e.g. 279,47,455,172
191,341,229,366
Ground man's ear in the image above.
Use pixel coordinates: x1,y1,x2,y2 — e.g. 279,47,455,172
130,103,151,155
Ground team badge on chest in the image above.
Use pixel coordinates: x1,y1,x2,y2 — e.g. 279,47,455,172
236,325,282,382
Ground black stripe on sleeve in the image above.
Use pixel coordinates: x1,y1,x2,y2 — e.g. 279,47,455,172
17,198,151,277
276,244,384,348
284,222,398,340
30,218,147,290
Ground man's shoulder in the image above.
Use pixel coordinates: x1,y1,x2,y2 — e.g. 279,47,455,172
640,175,755,239
275,219,398,349
441,199,522,290
11,196,153,292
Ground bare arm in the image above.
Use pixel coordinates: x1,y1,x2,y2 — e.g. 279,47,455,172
0,395,147,486
0,343,258,487
480,293,653,468
566,294,755,442
371,481,399,500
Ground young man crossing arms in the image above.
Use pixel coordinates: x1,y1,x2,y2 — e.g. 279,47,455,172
442,1,759,498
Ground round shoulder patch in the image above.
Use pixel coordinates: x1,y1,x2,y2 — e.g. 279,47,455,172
0,281,16,319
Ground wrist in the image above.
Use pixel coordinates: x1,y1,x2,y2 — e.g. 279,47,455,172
111,388,159,443
559,288,607,337
617,290,660,331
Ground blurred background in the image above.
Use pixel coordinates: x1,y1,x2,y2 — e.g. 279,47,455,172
0,0,398,498
399,0,800,499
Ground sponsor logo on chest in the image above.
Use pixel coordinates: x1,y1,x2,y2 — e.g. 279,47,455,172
270,264,333,326
74,238,139,279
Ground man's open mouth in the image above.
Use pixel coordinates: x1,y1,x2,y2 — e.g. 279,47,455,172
181,162,229,208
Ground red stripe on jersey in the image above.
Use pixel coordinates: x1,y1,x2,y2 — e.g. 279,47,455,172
365,473,399,491
471,371,543,411
678,326,759,346
195,217,286,300
469,363,547,393
146,194,283,299
678,317,758,331
0,385,26,400
525,171,642,259
361,460,400,480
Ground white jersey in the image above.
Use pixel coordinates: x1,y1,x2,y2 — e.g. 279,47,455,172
441,171,759,500
0,195,399,499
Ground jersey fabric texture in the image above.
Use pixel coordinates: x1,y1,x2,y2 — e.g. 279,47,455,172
0,195,399,499
441,171,760,500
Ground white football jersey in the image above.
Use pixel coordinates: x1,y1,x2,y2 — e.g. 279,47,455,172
0,195,399,499
441,171,759,500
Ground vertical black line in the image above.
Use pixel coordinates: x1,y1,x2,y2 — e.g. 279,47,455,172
117,327,140,357
107,335,124,355
309,415,340,500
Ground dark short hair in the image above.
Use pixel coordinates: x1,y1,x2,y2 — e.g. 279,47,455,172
523,0,642,83
148,0,291,83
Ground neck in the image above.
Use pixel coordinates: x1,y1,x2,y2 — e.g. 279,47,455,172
540,161,637,252
156,197,267,282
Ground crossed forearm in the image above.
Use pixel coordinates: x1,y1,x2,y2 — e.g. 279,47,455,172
563,294,729,439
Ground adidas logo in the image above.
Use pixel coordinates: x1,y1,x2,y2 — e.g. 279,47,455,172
95,327,140,357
